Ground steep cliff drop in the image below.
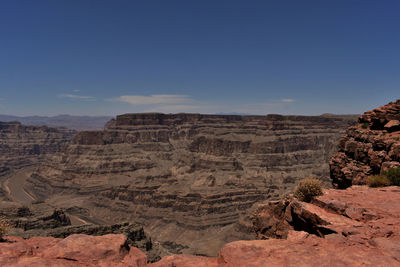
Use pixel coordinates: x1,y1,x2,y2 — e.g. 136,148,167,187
24,113,356,256
330,100,400,188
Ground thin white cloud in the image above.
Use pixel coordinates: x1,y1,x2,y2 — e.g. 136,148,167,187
72,89,80,92
109,94,297,115
58,94,96,101
111,94,193,105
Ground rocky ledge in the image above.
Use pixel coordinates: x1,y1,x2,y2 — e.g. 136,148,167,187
330,100,400,188
2,186,399,266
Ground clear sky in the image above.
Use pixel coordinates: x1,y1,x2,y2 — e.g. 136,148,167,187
0,0,399,116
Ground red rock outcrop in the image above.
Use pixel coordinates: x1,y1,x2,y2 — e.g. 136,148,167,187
330,100,400,188
0,234,147,267
152,186,400,266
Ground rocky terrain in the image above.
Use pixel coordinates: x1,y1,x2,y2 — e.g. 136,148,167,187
2,186,399,266
21,113,356,255
0,122,74,198
330,100,400,188
1,101,399,266
0,202,166,262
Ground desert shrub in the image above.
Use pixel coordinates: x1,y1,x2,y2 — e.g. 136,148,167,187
361,123,369,129
383,168,400,186
367,175,390,187
0,216,9,241
293,177,323,202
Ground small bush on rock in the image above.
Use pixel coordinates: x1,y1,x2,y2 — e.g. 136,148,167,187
294,177,323,202
383,168,400,186
367,175,390,187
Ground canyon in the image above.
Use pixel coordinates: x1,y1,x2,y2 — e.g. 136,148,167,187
1,113,356,257
2,100,400,266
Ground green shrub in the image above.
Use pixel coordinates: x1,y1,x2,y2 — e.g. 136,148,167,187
367,175,390,187
361,123,369,129
383,168,400,186
0,216,9,241
294,177,323,202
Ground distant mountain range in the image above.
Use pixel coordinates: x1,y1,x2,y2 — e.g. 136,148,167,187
0,114,113,131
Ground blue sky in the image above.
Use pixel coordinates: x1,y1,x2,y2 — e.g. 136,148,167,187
0,0,399,116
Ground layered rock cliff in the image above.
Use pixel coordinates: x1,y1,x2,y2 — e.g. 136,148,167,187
0,121,74,175
25,113,356,255
330,100,400,188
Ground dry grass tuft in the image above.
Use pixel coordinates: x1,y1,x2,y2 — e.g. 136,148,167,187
293,177,323,202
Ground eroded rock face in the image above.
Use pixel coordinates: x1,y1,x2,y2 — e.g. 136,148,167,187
0,121,74,178
330,100,400,188
26,113,356,255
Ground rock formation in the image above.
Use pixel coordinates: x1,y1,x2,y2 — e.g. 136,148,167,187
23,113,356,255
0,202,167,262
0,121,74,178
330,100,400,188
0,234,148,267
2,186,400,266
153,185,400,266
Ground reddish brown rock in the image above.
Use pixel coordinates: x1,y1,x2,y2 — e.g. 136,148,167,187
152,186,400,266
0,234,147,267
385,119,400,132
149,255,218,267
330,100,400,188
215,237,399,266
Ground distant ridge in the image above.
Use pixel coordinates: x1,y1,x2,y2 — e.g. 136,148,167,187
0,114,112,131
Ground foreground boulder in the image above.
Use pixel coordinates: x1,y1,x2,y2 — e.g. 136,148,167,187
0,234,147,267
330,99,400,188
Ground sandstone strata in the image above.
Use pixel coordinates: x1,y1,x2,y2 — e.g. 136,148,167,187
0,121,74,179
330,100,400,188
26,113,356,255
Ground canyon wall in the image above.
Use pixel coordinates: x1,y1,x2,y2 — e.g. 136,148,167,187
26,113,356,255
0,121,74,177
330,100,400,188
